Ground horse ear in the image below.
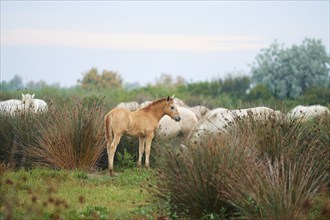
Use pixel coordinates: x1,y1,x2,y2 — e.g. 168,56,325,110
32,93,35,98
166,96,170,102
171,94,175,98
22,93,24,98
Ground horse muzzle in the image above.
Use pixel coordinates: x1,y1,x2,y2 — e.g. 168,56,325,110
174,116,181,122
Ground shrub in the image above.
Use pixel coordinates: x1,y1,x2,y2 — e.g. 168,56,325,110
25,99,106,170
0,110,43,168
153,113,330,219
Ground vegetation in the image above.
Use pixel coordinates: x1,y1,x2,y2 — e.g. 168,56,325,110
78,68,124,90
154,113,330,219
0,38,329,219
0,167,158,220
251,38,330,99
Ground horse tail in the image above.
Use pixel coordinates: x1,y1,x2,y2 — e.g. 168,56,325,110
104,113,112,144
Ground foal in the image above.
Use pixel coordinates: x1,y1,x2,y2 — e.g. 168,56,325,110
104,96,181,176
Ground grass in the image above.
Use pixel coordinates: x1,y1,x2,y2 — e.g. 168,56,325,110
0,167,159,220
154,113,330,219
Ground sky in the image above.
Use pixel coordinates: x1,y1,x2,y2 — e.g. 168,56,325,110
1,1,329,87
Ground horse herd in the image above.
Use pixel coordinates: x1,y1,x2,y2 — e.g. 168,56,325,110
1,94,329,176
0,93,48,114
107,96,329,175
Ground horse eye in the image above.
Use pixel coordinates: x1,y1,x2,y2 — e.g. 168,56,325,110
170,106,175,110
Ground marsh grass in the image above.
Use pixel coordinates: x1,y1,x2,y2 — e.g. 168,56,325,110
0,98,107,170
154,113,330,219
26,100,106,169
0,110,42,168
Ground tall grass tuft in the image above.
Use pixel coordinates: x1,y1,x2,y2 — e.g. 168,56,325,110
25,99,106,170
0,110,43,168
153,112,330,219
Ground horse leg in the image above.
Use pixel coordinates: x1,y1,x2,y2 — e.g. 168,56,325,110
137,137,145,168
108,133,121,176
145,133,154,169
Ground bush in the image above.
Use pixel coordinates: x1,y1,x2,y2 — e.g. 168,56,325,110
298,86,330,106
25,99,106,170
153,113,330,219
0,110,43,168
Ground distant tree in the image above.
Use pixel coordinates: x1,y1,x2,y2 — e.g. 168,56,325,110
26,80,47,89
247,84,273,100
221,74,250,98
124,82,141,91
251,38,330,99
298,86,330,105
174,75,187,87
155,73,173,86
79,68,123,89
0,74,24,91
185,81,215,97
155,73,187,87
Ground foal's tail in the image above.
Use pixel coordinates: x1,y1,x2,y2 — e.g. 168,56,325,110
104,113,113,144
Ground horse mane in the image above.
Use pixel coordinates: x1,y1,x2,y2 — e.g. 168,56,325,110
141,97,172,111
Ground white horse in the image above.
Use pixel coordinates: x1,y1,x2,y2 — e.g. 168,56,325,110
0,99,24,115
187,106,282,145
21,93,48,113
188,105,210,120
157,106,198,139
286,105,330,121
116,101,140,111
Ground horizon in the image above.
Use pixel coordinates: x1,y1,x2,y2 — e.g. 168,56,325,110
1,1,329,87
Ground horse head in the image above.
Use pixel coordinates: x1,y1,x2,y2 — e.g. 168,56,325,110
164,96,181,122
21,93,35,109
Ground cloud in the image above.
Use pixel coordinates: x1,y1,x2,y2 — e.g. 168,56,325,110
2,29,265,52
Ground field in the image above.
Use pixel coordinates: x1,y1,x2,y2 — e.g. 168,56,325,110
1,167,160,220
0,88,330,219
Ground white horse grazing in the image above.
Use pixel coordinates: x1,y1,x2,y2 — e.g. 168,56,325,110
116,101,140,111
173,98,188,107
0,99,24,115
157,106,198,139
21,93,48,113
286,105,330,121
187,106,282,145
189,105,210,120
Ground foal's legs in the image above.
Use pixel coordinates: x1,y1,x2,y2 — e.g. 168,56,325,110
137,137,145,168
145,133,154,169
107,133,122,176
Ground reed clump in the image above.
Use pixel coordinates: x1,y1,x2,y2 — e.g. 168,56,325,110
0,98,107,170
153,112,330,219
26,99,106,170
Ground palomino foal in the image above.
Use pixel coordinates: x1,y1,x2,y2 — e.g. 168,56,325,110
104,96,181,176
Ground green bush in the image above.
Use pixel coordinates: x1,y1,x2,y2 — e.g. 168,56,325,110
298,86,330,106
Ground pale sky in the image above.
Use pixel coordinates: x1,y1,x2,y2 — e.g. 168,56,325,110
1,1,329,87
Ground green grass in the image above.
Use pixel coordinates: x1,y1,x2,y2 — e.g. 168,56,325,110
0,167,159,219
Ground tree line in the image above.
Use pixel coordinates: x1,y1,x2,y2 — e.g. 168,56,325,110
1,38,329,107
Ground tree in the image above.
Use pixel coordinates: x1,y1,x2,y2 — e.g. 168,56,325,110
251,39,330,99
79,68,123,89
0,75,24,91
155,73,186,87
221,74,250,98
247,84,273,100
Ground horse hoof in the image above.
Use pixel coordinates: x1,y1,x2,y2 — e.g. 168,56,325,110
110,171,119,177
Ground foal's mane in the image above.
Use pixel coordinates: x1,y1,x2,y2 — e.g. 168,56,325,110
141,97,172,111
